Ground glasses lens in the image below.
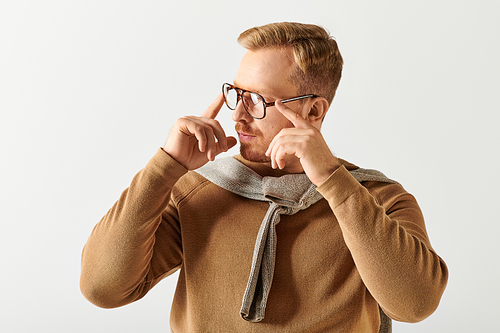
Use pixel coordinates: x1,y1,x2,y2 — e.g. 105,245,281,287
242,92,265,119
223,84,238,110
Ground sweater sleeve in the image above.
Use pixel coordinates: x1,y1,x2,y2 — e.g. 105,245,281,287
80,148,187,308
316,166,448,323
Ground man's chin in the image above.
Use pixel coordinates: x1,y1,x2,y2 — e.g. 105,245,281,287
239,146,270,163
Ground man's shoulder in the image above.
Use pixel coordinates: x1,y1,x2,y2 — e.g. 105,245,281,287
171,170,213,201
336,157,407,201
338,157,398,185
171,156,240,205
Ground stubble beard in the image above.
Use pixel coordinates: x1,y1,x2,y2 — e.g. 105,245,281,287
235,120,295,163
239,141,271,163
235,123,271,163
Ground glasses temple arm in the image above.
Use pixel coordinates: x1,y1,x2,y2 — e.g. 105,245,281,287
265,94,318,107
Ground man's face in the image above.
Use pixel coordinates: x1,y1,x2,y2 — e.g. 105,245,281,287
232,48,307,163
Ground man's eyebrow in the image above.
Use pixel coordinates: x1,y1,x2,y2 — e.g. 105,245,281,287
232,80,272,98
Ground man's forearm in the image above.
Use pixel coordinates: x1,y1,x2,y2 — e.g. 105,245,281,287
317,166,448,322
80,148,187,308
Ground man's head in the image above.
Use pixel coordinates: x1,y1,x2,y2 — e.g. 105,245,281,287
230,22,343,168
237,22,343,106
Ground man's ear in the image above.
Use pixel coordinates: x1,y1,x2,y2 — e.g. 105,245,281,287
307,97,329,126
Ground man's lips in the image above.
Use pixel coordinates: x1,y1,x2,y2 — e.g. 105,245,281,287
238,131,255,141
235,124,259,142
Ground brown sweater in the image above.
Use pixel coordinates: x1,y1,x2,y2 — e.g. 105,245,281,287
80,148,448,332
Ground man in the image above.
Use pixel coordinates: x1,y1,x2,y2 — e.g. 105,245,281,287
81,22,448,332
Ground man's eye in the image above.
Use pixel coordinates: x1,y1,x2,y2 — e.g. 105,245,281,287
250,93,263,105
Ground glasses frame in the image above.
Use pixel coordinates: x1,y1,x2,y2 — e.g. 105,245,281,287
222,83,318,119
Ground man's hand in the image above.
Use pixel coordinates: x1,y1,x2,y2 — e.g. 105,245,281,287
265,100,341,186
163,94,237,170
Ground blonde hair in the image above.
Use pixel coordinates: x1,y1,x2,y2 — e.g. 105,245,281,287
238,22,343,105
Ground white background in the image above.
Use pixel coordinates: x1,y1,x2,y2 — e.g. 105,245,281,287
1,0,498,332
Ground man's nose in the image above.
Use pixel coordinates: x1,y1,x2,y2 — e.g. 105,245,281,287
231,100,253,122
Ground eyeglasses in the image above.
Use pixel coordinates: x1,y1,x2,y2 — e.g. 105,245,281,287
222,83,318,119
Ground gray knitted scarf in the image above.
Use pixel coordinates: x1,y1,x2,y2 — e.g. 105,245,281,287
196,157,395,332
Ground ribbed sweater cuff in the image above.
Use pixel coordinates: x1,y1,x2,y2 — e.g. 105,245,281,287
316,165,363,209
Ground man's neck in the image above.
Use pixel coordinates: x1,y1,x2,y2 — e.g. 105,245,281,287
233,155,305,178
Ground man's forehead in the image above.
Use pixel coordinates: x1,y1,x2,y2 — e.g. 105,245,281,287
233,49,297,97
232,79,268,96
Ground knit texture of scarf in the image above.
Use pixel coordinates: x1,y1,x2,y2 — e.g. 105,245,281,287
196,156,396,331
